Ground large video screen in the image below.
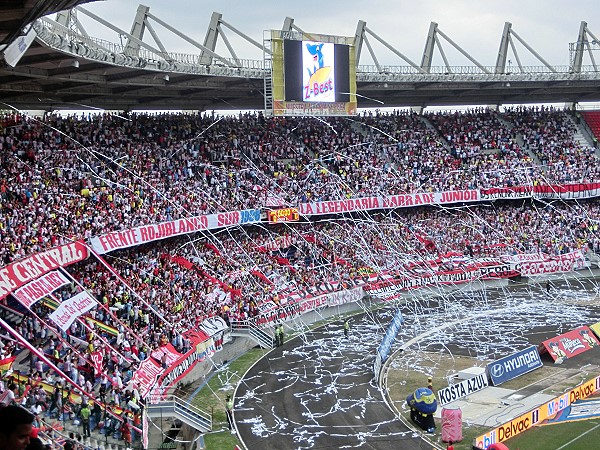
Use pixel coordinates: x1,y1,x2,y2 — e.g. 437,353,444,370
269,31,356,117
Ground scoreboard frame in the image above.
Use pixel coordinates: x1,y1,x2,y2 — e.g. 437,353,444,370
264,30,357,117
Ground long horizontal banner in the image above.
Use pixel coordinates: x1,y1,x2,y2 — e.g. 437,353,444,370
0,241,88,300
298,182,600,217
299,190,480,216
519,251,585,276
70,182,600,260
90,209,261,254
251,287,365,326
13,270,70,309
364,265,508,299
80,183,600,256
474,375,600,448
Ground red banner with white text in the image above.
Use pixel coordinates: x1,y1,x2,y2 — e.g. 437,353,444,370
0,241,88,300
540,326,600,363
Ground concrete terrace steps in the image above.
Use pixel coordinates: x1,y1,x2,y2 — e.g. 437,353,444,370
146,395,212,434
42,416,134,450
494,110,543,167
418,115,452,152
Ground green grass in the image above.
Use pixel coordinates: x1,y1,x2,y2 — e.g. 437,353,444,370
505,420,600,450
190,348,269,449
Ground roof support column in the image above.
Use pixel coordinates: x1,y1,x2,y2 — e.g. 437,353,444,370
495,22,511,74
354,20,366,66
200,12,222,65
420,22,437,73
125,4,150,57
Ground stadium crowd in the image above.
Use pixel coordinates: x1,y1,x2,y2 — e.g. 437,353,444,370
1,105,600,448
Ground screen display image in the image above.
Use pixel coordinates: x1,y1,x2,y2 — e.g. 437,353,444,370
272,31,356,116
302,41,335,103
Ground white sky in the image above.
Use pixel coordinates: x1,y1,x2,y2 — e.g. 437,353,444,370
77,0,600,69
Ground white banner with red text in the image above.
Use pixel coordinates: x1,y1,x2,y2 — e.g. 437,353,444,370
298,183,600,217
252,287,365,326
90,209,261,254
131,358,164,399
48,291,97,331
13,270,70,309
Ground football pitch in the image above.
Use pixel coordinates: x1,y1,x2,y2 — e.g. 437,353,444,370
505,419,600,450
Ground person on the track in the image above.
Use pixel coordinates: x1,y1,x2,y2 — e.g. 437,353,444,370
226,395,234,430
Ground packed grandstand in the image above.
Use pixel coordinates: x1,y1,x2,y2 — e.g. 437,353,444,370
1,105,600,448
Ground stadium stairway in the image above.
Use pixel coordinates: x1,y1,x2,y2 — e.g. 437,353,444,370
229,320,275,348
0,297,27,324
495,110,543,166
419,115,452,152
146,394,212,434
580,110,600,155
565,112,596,150
41,414,135,450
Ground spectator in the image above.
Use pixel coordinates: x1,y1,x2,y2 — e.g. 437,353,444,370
0,405,34,450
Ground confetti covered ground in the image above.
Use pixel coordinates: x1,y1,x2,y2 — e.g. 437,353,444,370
234,276,600,449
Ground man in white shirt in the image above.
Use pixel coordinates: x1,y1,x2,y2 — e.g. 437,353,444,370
0,383,17,406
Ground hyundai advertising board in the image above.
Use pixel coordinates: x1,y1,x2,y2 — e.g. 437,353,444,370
487,345,543,386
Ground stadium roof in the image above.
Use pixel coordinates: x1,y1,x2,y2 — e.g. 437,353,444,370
1,5,600,111
0,0,97,48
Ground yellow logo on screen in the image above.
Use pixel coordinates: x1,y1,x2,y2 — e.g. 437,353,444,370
305,67,333,100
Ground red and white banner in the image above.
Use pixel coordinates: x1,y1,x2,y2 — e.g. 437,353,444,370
90,350,104,376
252,286,367,326
90,209,261,254
132,358,163,399
258,235,294,252
0,241,88,300
13,270,70,310
298,183,600,217
299,190,480,216
521,259,575,276
49,291,97,331
540,326,600,363
533,182,600,200
326,287,364,306
519,251,585,276
151,343,182,367
478,183,600,202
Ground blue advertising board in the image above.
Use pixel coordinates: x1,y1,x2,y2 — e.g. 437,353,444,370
486,345,543,386
377,309,404,363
